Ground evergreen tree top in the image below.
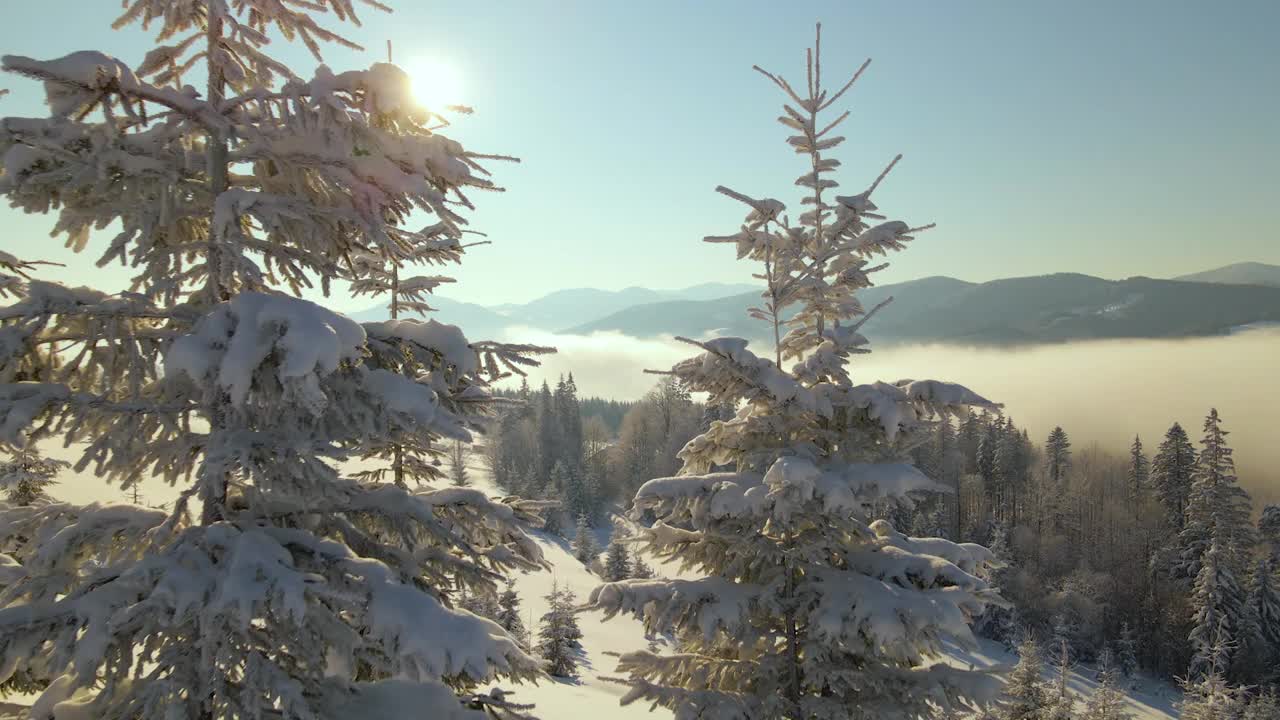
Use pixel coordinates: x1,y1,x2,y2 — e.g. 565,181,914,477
589,24,1002,720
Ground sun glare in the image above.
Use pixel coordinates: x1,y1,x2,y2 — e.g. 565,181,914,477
406,58,464,110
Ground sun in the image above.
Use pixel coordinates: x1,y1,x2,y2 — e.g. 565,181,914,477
405,57,464,110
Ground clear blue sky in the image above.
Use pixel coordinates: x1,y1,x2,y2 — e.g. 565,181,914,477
2,1,1277,308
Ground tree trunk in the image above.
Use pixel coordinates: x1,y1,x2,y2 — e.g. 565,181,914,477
199,8,230,532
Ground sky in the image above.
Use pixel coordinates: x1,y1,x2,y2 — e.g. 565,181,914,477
1,0,1278,308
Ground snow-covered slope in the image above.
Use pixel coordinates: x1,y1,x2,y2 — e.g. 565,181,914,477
940,640,1179,719
461,457,674,718
462,456,1179,720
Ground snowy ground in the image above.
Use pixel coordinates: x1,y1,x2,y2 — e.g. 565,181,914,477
461,458,673,718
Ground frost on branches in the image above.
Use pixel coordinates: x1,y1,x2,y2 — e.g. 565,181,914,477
0,2,551,717
587,26,1002,720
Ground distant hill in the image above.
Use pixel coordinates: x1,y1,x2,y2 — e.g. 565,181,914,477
352,282,760,335
348,294,512,340
492,283,760,329
1175,261,1280,287
567,273,1280,345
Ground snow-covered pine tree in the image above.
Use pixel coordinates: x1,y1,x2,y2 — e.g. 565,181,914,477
978,416,1000,483
977,522,1019,647
1115,622,1139,678
349,223,472,489
1043,638,1076,720
1151,422,1196,531
536,381,559,482
1177,410,1256,580
1126,435,1148,512
1051,614,1078,667
603,537,631,581
558,459,594,521
0,446,65,506
1242,690,1279,720
497,579,529,649
460,588,503,622
0,3,553,716
1178,630,1246,720
450,438,472,487
1188,539,1247,679
1045,426,1072,485
588,26,1003,720
1245,555,1280,679
997,637,1050,720
555,373,584,468
629,556,654,580
572,513,599,565
1260,504,1280,557
537,580,582,678
1080,658,1132,720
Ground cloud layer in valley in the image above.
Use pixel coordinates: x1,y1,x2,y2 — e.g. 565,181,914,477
42,326,1280,509
509,325,1280,505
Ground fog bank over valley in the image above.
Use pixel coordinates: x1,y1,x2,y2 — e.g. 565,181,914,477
514,325,1280,505
44,326,1280,509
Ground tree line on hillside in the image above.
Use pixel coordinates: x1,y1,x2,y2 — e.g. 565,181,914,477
483,375,711,530
480,364,1280,711
901,408,1280,717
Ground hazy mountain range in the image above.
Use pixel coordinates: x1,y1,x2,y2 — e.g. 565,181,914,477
1173,261,1280,287
353,262,1280,345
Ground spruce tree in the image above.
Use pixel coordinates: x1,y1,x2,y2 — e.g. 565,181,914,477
958,411,983,476
998,637,1050,720
978,522,1019,647
0,3,549,715
1126,435,1148,511
1179,634,1245,720
557,459,594,522
604,537,632,581
1043,638,1076,720
1051,614,1079,667
536,381,559,481
589,26,1003,719
1188,539,1246,679
1116,622,1139,678
556,373,584,468
1245,556,1280,677
537,581,582,678
497,580,529,649
1259,504,1280,557
448,438,471,487
629,556,655,580
1242,690,1279,720
1044,426,1072,485
1151,422,1196,531
931,415,963,538
1081,658,1132,720
573,513,599,565
1178,409,1256,581
460,589,502,622
978,416,1001,483
0,446,65,506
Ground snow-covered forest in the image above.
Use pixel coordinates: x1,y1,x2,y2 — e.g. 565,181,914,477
0,2,1276,719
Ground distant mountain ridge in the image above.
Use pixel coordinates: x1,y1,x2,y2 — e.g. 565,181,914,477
350,282,761,338
348,264,1280,345
566,272,1280,345
1173,261,1280,287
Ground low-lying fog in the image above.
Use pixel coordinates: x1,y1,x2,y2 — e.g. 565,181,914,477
45,326,1280,509
514,325,1280,506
